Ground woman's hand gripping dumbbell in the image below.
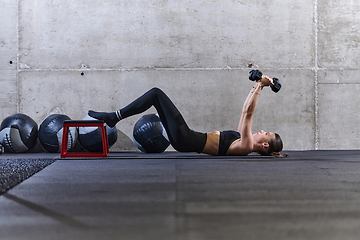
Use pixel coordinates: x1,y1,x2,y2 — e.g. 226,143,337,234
249,70,282,93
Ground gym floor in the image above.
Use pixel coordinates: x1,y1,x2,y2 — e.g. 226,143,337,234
1,150,360,240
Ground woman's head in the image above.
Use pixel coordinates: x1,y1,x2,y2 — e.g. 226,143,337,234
253,131,283,156
265,133,283,155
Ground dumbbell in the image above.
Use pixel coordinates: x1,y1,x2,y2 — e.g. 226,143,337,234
249,70,281,93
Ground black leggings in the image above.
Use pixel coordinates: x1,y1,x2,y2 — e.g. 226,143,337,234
120,88,207,153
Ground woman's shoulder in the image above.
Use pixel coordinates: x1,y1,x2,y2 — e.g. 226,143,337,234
226,140,252,156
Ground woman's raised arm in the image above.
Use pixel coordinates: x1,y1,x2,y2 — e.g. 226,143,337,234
237,76,272,150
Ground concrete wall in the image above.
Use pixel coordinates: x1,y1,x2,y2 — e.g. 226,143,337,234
0,0,359,151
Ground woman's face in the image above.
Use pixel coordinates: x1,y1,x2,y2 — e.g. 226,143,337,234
253,130,276,144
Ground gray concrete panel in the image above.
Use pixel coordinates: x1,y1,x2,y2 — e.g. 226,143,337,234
0,0,18,70
0,70,18,120
19,0,314,69
318,69,360,84
318,0,360,68
318,83,360,149
0,0,19,119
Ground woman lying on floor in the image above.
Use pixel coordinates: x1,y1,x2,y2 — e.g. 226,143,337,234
89,74,285,157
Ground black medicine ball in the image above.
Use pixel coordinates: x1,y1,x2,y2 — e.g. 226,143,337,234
38,114,78,153
133,114,170,153
0,113,38,153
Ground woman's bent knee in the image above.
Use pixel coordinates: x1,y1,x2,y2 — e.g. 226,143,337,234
149,87,164,95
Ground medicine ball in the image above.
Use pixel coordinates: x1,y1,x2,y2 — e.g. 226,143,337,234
0,113,38,153
38,114,78,153
78,115,118,152
133,114,170,153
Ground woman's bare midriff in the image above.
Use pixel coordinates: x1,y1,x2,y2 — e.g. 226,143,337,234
202,131,220,155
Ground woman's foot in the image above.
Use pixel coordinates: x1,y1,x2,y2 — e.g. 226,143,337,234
88,110,119,127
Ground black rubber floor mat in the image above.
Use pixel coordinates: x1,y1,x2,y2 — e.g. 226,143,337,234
55,151,275,160
0,159,56,194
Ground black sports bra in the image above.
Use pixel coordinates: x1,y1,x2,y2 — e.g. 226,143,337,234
218,130,241,156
